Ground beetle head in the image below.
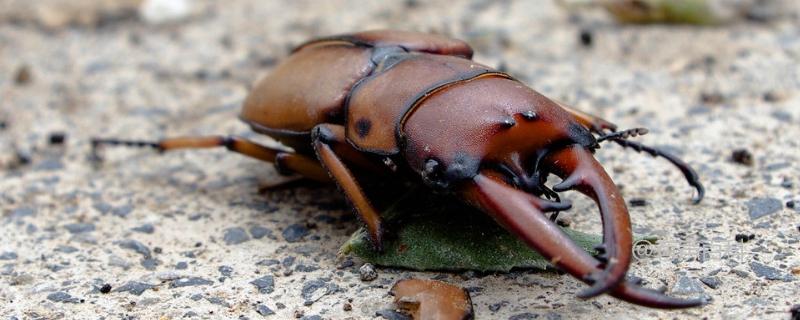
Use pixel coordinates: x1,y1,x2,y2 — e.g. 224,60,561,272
401,76,597,193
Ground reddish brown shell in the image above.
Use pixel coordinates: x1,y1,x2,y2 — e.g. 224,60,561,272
240,44,372,134
345,54,499,155
402,76,583,182
295,30,473,58
239,30,476,153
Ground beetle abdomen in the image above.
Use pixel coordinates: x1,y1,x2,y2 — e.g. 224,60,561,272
241,44,372,134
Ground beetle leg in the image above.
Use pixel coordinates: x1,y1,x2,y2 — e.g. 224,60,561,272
311,124,385,251
462,171,704,309
91,136,330,182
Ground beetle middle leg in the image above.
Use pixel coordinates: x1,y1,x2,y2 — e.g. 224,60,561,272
91,136,330,182
311,124,386,251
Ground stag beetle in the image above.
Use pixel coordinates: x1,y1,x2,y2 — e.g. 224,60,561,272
93,30,705,308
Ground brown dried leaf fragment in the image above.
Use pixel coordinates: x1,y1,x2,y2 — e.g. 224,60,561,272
390,279,473,320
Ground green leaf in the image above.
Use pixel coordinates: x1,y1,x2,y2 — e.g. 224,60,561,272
602,0,719,25
341,188,656,272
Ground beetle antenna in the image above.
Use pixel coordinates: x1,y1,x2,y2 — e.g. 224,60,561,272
609,139,704,204
593,128,704,203
596,127,648,143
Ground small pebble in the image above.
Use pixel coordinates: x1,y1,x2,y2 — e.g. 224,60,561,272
223,227,250,245
249,225,272,239
114,281,155,296
0,252,19,260
170,277,213,288
489,301,508,312
99,283,112,294
218,265,233,277
111,204,134,217
734,233,755,243
731,149,754,166
509,313,540,320
282,224,309,242
359,263,378,282
763,90,787,102
47,291,81,303
33,158,64,171
141,258,158,270
301,279,336,305
10,207,35,218
700,91,726,104
132,224,155,234
628,198,647,207
256,304,275,316
671,275,705,295
750,261,794,281
55,245,78,253
579,29,593,47
699,276,721,289
64,223,95,234
48,132,66,145
14,64,32,85
250,275,275,294
117,239,152,259
746,197,783,220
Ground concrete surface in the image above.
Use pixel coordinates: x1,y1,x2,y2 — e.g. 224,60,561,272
1,0,799,319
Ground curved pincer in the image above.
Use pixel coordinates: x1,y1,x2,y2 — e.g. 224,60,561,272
544,145,634,298
460,171,704,309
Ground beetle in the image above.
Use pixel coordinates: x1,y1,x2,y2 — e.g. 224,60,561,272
93,30,705,308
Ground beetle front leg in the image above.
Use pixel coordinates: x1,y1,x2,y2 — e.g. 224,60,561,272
311,124,386,251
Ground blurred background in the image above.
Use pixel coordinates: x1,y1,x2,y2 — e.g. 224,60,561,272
1,0,798,319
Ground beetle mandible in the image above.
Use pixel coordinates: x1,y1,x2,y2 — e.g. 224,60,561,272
93,30,705,308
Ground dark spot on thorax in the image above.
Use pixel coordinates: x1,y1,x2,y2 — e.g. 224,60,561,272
355,118,372,138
